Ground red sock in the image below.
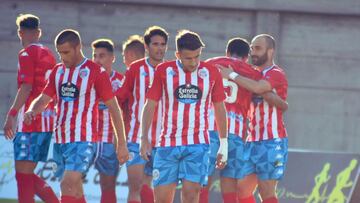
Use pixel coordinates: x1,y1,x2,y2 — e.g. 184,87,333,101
16,172,35,203
199,188,209,203
128,201,141,203
101,189,116,203
239,195,256,203
140,184,154,203
222,192,237,203
263,197,278,203
33,174,59,203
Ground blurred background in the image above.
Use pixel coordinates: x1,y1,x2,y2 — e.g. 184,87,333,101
0,0,359,154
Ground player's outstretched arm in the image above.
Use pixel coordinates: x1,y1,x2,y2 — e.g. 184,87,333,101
3,83,32,139
218,64,272,94
262,92,288,112
213,101,228,169
105,97,129,165
139,99,157,161
23,93,52,126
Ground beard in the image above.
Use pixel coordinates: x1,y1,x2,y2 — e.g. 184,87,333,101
251,52,268,66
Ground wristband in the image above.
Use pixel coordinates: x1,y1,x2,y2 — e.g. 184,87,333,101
228,72,239,80
8,108,18,117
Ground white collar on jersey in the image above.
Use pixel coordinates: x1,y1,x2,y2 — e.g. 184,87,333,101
262,64,276,75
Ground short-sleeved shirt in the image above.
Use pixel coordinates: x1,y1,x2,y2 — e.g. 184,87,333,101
206,57,261,138
146,60,226,147
16,43,56,133
42,59,114,143
249,65,288,141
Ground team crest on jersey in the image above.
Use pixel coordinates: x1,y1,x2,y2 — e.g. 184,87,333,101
79,68,89,78
175,84,202,104
60,82,79,102
98,101,108,110
111,79,123,92
252,94,263,104
167,69,176,76
198,68,208,79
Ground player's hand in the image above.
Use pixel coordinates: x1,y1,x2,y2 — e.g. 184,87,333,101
116,142,129,165
216,137,228,169
140,136,152,161
24,110,36,125
3,115,15,140
216,64,234,79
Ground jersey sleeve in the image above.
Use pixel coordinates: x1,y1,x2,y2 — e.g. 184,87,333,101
146,68,163,101
95,68,114,102
262,69,287,90
211,68,226,103
18,48,36,85
42,67,57,98
117,67,135,103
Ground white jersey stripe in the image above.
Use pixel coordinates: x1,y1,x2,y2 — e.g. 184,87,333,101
58,68,70,142
176,68,185,146
165,67,175,147
85,86,96,142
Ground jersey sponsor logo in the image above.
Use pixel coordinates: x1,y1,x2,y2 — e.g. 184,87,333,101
252,94,263,104
175,84,202,104
98,102,108,110
60,82,79,102
79,68,89,78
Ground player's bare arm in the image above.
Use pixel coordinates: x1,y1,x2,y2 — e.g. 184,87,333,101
3,83,32,139
139,99,157,161
218,64,272,94
104,97,129,165
213,101,228,169
23,93,52,125
262,92,289,111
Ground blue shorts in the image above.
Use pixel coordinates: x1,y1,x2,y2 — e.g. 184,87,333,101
220,134,249,179
13,132,52,162
144,148,157,176
243,138,288,180
152,144,210,187
94,142,119,176
126,142,146,167
208,131,219,176
52,142,96,178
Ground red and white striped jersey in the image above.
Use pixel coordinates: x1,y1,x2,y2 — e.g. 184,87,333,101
206,57,261,138
42,59,114,143
98,70,124,143
146,60,226,147
17,43,56,133
248,65,288,141
117,58,162,147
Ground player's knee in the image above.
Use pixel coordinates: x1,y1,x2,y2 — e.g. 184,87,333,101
100,179,116,191
182,184,201,202
128,176,143,191
61,177,81,195
258,181,276,199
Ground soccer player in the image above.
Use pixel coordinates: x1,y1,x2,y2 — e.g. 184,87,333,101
140,30,228,203
205,38,288,203
92,39,124,203
219,34,288,203
122,34,145,68
117,26,168,203
3,14,58,203
23,29,129,203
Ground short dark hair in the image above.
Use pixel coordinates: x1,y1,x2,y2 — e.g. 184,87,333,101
122,35,145,56
92,38,114,53
255,34,276,50
143,26,168,46
16,14,39,30
176,30,205,51
55,29,81,46
226,37,250,58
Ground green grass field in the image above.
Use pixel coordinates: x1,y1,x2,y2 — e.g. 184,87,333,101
0,199,42,203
